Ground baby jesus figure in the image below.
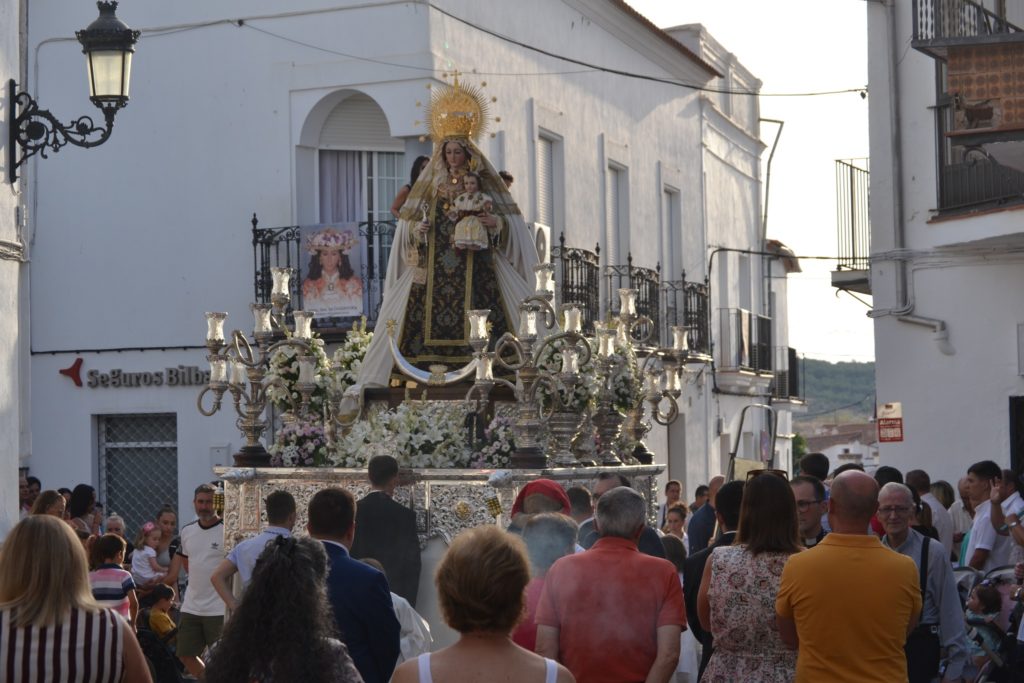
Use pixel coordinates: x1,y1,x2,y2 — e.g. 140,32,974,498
452,172,499,251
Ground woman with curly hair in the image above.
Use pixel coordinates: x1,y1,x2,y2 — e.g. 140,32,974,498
204,535,362,683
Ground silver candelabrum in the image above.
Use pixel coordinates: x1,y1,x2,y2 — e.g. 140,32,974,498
466,266,591,468
197,267,319,466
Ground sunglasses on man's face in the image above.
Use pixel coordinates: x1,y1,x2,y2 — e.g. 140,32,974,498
745,468,789,483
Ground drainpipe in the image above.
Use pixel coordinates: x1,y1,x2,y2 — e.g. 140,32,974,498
867,0,952,351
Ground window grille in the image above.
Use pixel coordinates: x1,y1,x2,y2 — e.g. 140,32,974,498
97,413,178,539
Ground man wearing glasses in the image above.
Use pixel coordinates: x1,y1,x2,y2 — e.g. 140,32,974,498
791,476,828,548
879,483,970,683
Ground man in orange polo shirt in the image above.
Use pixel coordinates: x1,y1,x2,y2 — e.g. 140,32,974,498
776,470,922,683
535,486,685,683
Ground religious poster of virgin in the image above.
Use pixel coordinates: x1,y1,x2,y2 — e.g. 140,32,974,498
300,224,364,319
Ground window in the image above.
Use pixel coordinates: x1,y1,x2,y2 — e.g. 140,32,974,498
319,150,404,279
537,136,555,227
606,164,628,265
97,413,178,536
662,186,681,271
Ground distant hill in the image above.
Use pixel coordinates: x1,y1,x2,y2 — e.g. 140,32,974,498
795,359,875,424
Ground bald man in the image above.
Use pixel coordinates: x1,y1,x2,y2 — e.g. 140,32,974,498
776,471,922,683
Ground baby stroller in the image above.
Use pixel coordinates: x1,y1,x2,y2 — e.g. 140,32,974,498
136,607,186,683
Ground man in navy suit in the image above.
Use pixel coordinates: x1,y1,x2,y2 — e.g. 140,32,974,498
350,455,421,606
308,487,400,683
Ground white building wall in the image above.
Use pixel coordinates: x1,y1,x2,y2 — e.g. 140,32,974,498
0,0,23,537
867,0,1024,484
24,1,795,514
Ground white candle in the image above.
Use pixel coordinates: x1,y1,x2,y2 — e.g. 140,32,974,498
297,355,316,384
519,307,538,338
468,309,491,342
596,324,615,357
205,312,227,343
619,288,637,316
230,359,248,386
672,326,689,352
561,347,579,374
645,370,661,399
665,366,682,394
252,304,273,335
292,311,314,340
209,357,228,384
271,267,291,298
563,306,582,334
534,263,555,296
476,353,494,381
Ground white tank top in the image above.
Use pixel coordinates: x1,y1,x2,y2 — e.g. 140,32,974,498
416,653,557,683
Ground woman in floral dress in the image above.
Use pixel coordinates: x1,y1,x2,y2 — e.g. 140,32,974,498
697,472,802,682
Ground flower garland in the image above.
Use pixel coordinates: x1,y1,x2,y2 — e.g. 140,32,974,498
605,335,643,414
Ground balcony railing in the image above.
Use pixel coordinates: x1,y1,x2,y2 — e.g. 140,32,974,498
552,233,601,335
913,0,1024,58
661,278,711,358
252,215,395,335
836,159,870,271
718,308,772,373
772,347,803,401
605,252,660,344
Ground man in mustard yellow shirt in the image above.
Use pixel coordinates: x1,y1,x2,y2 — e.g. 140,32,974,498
776,470,922,683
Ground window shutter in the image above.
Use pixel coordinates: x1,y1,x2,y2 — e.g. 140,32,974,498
537,137,554,226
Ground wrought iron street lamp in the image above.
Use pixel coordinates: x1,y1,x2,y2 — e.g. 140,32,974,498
8,1,140,182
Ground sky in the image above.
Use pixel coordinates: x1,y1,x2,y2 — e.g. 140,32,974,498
628,0,875,363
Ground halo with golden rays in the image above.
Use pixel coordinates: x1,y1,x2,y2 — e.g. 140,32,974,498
423,73,493,143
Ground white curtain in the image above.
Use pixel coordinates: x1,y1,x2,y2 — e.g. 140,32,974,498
319,150,364,223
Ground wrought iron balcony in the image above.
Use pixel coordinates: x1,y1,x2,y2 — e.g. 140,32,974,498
252,214,395,337
832,159,871,294
661,278,710,359
604,252,660,344
717,308,773,374
912,0,1024,60
551,232,600,335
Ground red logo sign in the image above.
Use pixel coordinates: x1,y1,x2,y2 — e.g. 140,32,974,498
877,418,904,443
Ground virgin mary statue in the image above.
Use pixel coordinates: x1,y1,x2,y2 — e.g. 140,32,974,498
342,77,538,409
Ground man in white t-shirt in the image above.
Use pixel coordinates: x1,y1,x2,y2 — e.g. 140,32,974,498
165,484,225,678
962,460,1012,573
988,469,1024,565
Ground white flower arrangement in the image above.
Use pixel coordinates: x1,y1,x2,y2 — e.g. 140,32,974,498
471,412,516,468
605,339,643,414
535,337,598,413
264,334,332,415
333,398,473,469
326,317,373,398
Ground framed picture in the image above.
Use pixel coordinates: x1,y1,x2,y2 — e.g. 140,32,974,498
299,223,365,319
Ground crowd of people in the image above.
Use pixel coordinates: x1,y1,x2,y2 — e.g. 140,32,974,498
4,454,1024,682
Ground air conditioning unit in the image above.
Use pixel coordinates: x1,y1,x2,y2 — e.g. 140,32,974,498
531,222,552,263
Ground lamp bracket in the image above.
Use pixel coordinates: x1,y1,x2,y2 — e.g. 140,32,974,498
8,79,117,183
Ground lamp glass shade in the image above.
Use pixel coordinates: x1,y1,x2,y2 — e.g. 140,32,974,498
476,354,494,381
205,312,227,342
86,50,131,100
560,347,579,374
468,309,491,342
519,307,539,338
271,268,291,298
563,306,582,334
251,304,273,335
618,288,637,316
209,357,228,384
292,312,314,340
671,326,689,352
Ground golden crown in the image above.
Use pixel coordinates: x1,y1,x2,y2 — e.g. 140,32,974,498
418,72,499,143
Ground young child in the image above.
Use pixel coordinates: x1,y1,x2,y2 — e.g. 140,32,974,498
132,521,167,585
965,583,1004,671
88,533,138,625
148,583,177,648
452,173,498,251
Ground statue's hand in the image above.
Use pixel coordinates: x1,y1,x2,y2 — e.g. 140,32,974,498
414,221,429,238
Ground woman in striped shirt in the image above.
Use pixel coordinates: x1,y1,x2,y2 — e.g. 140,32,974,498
0,515,152,682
